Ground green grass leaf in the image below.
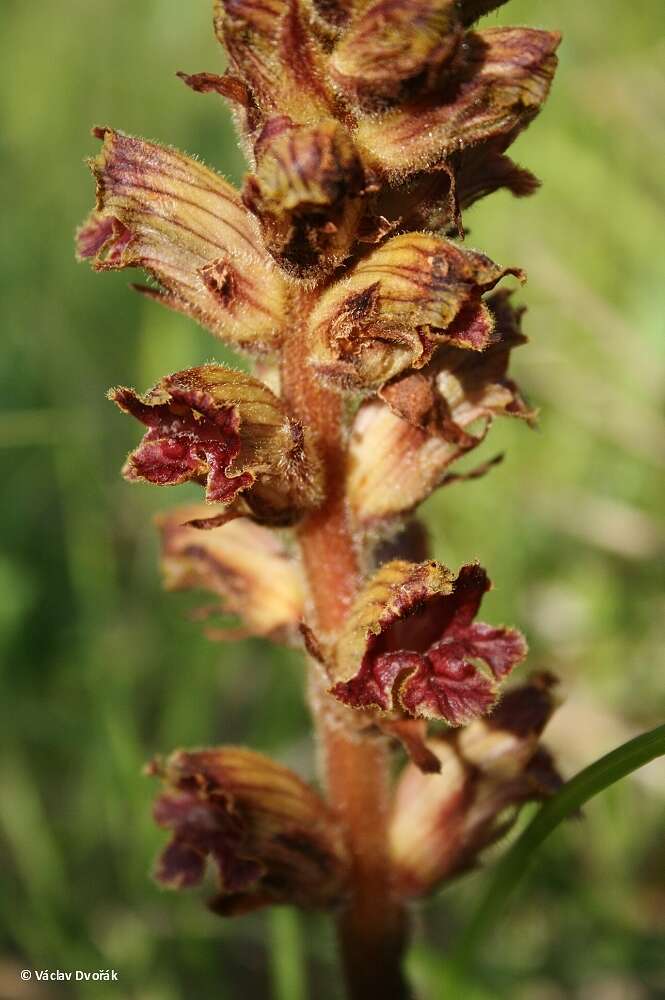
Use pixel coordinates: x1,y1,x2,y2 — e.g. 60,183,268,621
448,723,665,982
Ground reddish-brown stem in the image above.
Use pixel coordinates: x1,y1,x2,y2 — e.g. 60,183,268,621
281,289,410,1000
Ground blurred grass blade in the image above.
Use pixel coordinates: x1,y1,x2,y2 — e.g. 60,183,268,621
450,723,665,976
268,907,306,1000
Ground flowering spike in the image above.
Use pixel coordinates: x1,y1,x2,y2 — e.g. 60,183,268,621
328,560,527,723
77,0,563,983
150,748,349,913
76,128,286,353
158,506,304,642
110,365,322,525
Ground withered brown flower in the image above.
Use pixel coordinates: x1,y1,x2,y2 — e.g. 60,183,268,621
353,27,560,177
243,118,368,277
110,365,322,525
150,748,349,914
389,672,562,897
347,289,533,526
309,233,523,390
158,505,304,642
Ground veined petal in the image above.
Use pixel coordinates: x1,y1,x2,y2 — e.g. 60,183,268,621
150,748,349,913
76,128,286,352
158,505,305,642
348,400,468,524
110,365,323,525
329,560,526,724
309,232,521,389
214,0,336,123
354,28,560,177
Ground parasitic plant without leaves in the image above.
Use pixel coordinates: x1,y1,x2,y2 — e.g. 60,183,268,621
77,1,564,995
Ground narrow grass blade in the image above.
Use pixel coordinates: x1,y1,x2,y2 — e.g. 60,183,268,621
268,907,306,1000
450,723,665,977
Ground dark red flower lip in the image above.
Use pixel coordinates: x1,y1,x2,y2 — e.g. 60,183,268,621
330,562,527,725
111,377,253,503
149,748,349,912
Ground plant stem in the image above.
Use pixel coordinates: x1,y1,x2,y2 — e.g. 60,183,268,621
281,290,410,1000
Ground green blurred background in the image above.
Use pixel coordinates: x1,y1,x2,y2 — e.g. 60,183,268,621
1,1,664,997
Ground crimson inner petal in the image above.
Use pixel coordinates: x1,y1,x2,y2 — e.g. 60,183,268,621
372,593,456,655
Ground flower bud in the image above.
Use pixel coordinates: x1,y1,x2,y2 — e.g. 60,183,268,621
309,233,522,390
150,748,349,914
76,128,286,353
331,0,463,103
389,673,561,897
110,365,322,525
243,119,366,277
347,290,532,526
329,560,527,724
157,505,304,642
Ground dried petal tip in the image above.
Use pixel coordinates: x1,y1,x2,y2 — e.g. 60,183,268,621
76,127,286,353
157,506,304,642
389,673,561,897
310,233,522,390
110,365,322,525
243,120,367,277
152,748,349,913
329,560,527,724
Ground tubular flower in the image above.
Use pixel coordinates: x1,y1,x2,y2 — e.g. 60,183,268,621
150,748,349,914
110,365,322,525
328,560,527,723
243,118,368,277
353,28,560,177
76,128,286,353
389,673,562,897
309,233,523,390
347,290,533,526
158,505,304,642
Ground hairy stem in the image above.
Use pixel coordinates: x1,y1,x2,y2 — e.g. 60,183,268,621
281,289,410,1000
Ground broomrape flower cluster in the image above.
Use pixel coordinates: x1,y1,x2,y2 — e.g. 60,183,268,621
77,0,560,994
